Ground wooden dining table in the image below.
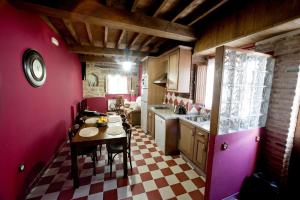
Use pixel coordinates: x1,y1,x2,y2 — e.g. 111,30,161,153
70,117,127,188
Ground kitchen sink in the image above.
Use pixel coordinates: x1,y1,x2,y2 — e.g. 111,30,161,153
184,115,209,123
153,105,169,109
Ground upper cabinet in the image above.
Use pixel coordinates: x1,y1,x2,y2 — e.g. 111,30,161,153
166,46,192,93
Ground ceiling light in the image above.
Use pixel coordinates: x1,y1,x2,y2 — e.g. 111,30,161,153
122,61,133,71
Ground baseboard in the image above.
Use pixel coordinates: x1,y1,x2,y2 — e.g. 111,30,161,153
24,139,68,199
180,152,206,179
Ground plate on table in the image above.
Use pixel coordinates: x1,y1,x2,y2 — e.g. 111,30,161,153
79,127,98,137
108,116,121,123
106,126,124,135
85,117,99,124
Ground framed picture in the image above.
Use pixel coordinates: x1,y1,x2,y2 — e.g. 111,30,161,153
23,49,46,87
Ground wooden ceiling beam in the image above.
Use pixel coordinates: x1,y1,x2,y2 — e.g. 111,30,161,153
104,26,108,47
152,38,167,51
70,45,148,57
41,16,59,34
139,36,155,50
79,55,116,63
188,0,229,26
131,0,139,12
116,29,125,48
63,19,80,43
153,0,168,17
14,1,196,42
171,0,206,22
128,33,141,49
85,22,93,45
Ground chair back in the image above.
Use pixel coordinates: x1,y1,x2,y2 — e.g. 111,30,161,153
120,114,127,123
115,96,124,107
68,124,80,142
122,122,132,149
68,128,75,142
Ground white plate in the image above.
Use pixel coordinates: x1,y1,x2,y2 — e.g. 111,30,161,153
85,117,99,124
108,116,121,123
79,127,98,137
106,126,124,135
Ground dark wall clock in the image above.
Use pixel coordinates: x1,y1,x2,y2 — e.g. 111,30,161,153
23,49,46,87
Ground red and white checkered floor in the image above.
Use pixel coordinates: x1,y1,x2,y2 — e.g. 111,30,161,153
26,126,205,200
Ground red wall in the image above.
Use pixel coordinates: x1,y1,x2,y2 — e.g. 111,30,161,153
0,3,82,200
205,128,264,200
86,94,136,113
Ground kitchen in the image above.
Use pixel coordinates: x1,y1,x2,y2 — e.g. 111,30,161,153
1,0,300,200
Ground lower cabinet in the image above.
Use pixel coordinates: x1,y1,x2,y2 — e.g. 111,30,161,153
179,120,208,172
193,129,208,171
178,120,195,160
147,110,155,138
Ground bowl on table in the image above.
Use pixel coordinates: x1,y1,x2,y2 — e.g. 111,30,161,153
96,116,108,127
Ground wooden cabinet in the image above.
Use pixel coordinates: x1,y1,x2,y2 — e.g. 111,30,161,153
193,128,208,171
167,51,179,90
147,110,155,138
166,46,192,93
179,120,209,172
179,120,195,160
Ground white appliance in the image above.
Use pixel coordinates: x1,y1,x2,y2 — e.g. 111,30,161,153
141,74,148,132
155,115,166,153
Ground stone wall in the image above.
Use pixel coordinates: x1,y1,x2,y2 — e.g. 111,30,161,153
83,62,139,98
255,29,300,181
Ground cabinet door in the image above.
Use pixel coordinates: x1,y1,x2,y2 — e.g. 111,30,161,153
151,113,155,138
193,132,207,172
167,50,179,90
155,115,166,153
179,121,195,160
147,111,152,134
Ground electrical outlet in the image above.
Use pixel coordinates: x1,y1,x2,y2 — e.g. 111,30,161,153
18,164,25,173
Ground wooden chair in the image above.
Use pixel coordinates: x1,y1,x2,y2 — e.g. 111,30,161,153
115,96,124,114
120,114,127,123
68,125,98,175
107,122,132,178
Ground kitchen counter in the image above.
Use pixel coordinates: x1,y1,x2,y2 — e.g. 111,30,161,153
149,105,182,120
179,116,210,132
148,105,210,132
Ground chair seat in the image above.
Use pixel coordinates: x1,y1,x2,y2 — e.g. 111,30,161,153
107,143,124,153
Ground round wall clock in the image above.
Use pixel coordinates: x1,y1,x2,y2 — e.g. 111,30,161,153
23,49,46,87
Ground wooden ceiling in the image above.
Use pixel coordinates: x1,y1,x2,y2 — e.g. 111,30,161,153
13,0,230,66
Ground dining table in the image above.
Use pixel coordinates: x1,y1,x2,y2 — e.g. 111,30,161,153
70,115,127,188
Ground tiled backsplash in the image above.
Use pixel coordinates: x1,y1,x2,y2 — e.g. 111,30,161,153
163,92,205,113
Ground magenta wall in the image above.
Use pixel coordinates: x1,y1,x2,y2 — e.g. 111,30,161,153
86,94,137,113
0,4,82,200
205,128,264,200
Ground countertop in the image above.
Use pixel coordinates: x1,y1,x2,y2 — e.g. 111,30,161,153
148,105,210,132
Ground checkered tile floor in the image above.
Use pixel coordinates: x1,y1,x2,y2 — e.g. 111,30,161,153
26,126,205,200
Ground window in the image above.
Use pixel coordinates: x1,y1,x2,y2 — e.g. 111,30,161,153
205,59,215,109
106,74,128,94
195,58,215,109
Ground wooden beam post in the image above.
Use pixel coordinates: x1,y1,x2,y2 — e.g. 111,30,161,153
70,45,148,57
171,0,206,22
104,26,108,47
116,30,125,48
14,1,196,42
85,22,93,45
188,0,229,26
63,19,80,43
